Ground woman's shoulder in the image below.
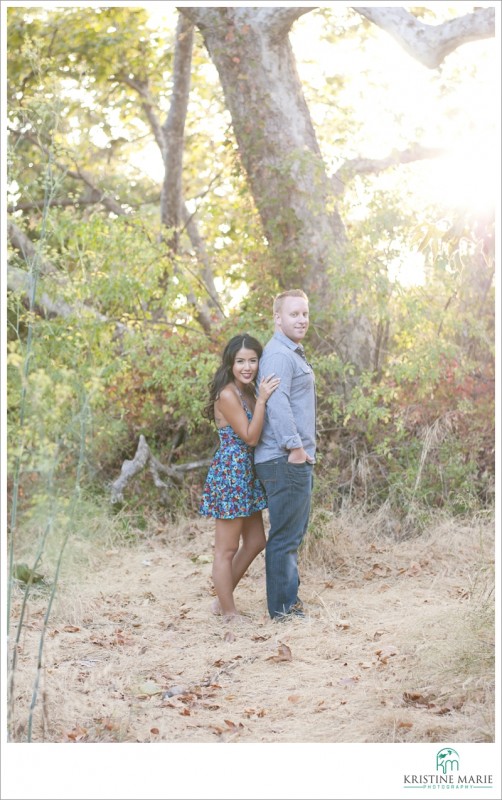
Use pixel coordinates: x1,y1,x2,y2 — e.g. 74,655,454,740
218,384,239,403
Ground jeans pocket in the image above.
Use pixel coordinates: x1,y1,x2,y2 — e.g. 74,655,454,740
287,461,312,487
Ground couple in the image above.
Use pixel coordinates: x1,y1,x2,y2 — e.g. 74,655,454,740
200,289,316,621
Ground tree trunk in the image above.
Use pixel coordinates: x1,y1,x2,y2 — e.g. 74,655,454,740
160,13,194,252
180,7,346,302
179,6,376,368
120,18,221,334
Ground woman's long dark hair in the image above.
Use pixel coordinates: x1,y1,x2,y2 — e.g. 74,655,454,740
203,334,263,421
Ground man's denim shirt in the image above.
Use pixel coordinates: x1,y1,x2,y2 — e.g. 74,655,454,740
254,331,316,464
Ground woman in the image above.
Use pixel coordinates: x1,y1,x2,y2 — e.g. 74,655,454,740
200,334,280,619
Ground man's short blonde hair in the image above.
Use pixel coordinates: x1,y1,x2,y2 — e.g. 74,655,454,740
273,289,308,314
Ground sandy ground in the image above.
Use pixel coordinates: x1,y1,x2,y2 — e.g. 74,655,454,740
8,513,494,744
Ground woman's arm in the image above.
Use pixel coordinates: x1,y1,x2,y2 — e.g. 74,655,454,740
216,377,279,446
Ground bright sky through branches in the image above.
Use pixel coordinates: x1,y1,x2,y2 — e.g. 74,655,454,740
138,2,497,216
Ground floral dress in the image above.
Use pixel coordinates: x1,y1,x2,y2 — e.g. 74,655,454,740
199,399,267,519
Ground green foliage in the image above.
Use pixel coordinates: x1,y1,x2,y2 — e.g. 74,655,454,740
7,4,495,536
6,5,494,755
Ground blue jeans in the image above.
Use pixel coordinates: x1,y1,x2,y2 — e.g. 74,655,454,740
255,457,314,619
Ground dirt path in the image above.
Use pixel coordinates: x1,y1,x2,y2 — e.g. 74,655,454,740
9,514,494,744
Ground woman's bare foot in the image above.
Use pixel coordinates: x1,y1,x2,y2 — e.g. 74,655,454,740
210,598,222,616
211,598,251,621
222,612,252,624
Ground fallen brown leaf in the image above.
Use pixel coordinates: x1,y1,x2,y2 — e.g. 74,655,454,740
399,561,422,577
266,642,292,663
430,704,452,715
223,719,244,732
403,691,436,708
376,645,399,664
96,718,120,732
364,563,392,579
161,699,183,709
65,724,88,742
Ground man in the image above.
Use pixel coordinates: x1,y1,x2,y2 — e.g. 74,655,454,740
254,289,316,619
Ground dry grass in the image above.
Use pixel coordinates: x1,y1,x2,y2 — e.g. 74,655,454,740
7,509,494,743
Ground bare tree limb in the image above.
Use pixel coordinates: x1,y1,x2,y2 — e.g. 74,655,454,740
7,265,130,336
8,221,130,333
332,144,446,194
116,74,165,151
8,220,60,277
66,166,127,216
261,7,316,39
352,6,495,68
110,435,211,503
8,194,160,213
16,129,130,217
180,204,225,318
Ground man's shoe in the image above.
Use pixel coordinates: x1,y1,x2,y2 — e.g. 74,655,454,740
273,601,306,621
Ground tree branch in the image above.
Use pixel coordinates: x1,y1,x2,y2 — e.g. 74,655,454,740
67,166,127,216
18,129,130,217
180,204,225,317
116,74,165,151
8,220,60,277
7,265,129,334
332,144,446,193
8,221,130,334
110,435,210,504
9,196,105,213
353,6,495,69
8,194,161,213
261,7,315,39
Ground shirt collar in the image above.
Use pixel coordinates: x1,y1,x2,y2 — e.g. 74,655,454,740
273,330,303,352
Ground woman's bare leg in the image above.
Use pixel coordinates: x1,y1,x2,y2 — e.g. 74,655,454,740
212,512,265,615
212,518,242,617
231,511,266,585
